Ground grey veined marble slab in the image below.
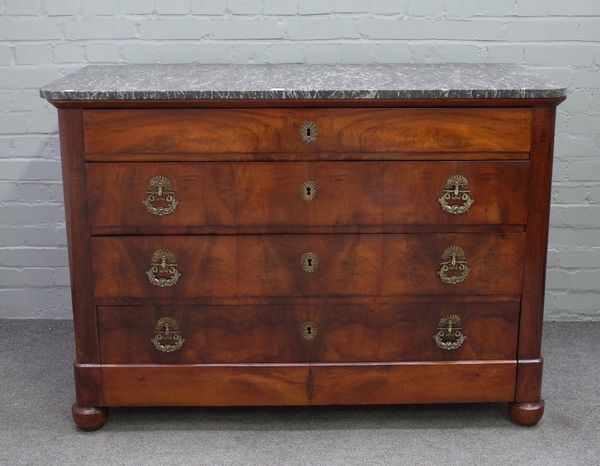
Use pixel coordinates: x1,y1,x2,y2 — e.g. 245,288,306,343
39,64,566,101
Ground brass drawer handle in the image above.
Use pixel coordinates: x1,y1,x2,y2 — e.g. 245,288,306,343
300,252,319,273
300,321,318,341
152,316,185,352
300,121,318,144
299,180,317,202
434,314,466,350
438,175,474,215
144,175,179,216
437,246,470,285
146,249,181,287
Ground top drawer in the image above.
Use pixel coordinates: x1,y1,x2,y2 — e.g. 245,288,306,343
83,108,532,155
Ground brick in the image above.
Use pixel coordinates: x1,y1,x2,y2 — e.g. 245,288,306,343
52,43,84,63
12,135,53,157
159,43,196,64
549,0,600,15
548,227,578,246
554,136,597,157
305,43,341,64
506,20,578,41
562,207,600,227
228,0,262,15
560,90,593,113
371,0,406,14
589,186,600,203
0,247,68,267
44,0,79,16
558,248,600,268
545,269,572,290
573,70,600,88
0,18,62,40
14,44,49,65
0,181,63,202
515,0,549,16
196,43,233,63
445,0,479,17
552,185,588,204
213,19,284,39
431,20,504,41
27,109,58,133
479,0,514,16
0,160,62,181
333,0,370,13
0,114,28,135
571,270,600,291
10,91,46,112
54,268,71,286
575,229,600,247
568,115,600,136
570,162,600,182
0,45,12,65
85,43,121,63
298,0,334,15
156,0,190,15
376,43,412,63
140,19,211,39
485,45,523,64
55,225,67,246
22,225,62,246
120,0,154,14
266,44,305,64
65,19,137,39
408,0,444,17
121,43,160,63
263,0,297,15
82,0,118,16
579,21,600,41
412,44,483,63
287,19,359,40
525,45,596,66
0,288,72,319
340,44,376,64
6,0,41,15
553,292,600,313
232,43,269,63
191,0,225,15
359,18,432,39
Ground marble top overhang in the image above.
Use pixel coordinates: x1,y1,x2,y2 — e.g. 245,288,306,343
39,63,567,101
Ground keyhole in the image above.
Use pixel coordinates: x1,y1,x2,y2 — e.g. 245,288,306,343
306,326,312,335
306,127,311,137
307,258,312,267
306,186,311,196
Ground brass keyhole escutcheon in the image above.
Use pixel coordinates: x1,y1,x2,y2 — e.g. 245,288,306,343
434,314,466,350
144,175,179,216
152,316,185,352
300,180,318,202
438,174,474,215
146,249,182,287
300,321,318,341
437,245,470,285
300,252,319,273
300,121,318,144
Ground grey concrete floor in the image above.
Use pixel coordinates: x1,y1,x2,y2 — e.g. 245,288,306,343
0,320,598,466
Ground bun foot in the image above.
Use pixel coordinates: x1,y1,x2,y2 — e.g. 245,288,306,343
508,400,544,426
72,404,109,431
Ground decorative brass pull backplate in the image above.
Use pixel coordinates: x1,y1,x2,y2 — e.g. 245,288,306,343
300,180,318,202
300,252,319,273
300,121,318,144
438,175,474,215
434,314,466,350
300,321,318,341
152,316,185,352
144,175,179,216
437,245,470,285
146,249,181,287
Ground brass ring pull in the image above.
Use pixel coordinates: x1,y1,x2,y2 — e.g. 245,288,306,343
434,314,466,350
300,252,319,273
437,246,470,285
300,321,318,341
300,180,317,202
152,316,185,352
146,249,181,287
144,175,179,216
300,121,318,144
438,175,474,215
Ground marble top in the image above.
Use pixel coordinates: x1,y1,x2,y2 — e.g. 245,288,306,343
39,64,566,101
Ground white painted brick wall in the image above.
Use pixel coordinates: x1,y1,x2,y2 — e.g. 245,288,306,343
0,0,599,320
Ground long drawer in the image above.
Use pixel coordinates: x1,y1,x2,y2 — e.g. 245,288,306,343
91,234,525,299
83,108,532,155
87,161,530,233
97,302,519,364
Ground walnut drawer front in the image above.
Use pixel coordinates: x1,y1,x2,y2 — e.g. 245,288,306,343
87,161,529,233
83,108,532,155
91,234,525,299
97,302,518,364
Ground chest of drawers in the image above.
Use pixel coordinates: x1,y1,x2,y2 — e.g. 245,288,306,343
41,64,565,430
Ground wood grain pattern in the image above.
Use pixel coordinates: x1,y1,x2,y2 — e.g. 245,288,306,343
91,234,525,299
97,302,518,364
310,361,516,404
101,364,310,406
87,161,529,234
83,108,532,155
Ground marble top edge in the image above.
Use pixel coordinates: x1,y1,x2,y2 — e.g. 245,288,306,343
39,64,567,101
